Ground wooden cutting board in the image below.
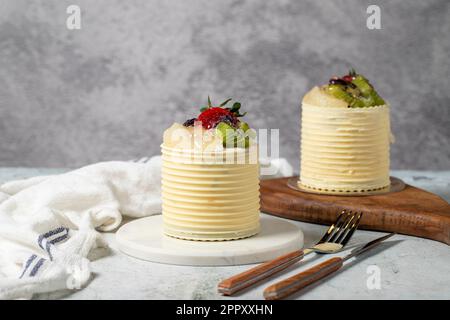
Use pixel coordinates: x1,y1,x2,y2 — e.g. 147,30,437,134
260,176,450,245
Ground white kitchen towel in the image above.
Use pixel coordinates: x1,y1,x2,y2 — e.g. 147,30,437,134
0,156,292,299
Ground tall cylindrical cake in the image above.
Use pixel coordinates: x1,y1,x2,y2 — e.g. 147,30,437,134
161,147,260,241
300,104,390,193
299,71,391,194
161,97,260,241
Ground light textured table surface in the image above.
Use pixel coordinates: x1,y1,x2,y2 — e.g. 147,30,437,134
1,168,449,300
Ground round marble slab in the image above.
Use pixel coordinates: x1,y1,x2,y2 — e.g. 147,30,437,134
116,214,303,266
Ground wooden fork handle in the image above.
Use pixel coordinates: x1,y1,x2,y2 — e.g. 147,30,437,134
264,257,343,300
218,249,305,296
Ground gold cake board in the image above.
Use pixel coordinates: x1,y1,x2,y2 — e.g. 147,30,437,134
290,177,405,196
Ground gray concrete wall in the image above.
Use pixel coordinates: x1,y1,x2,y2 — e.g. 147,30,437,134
0,0,449,170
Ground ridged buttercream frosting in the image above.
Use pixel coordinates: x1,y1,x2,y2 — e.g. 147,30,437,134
299,103,391,193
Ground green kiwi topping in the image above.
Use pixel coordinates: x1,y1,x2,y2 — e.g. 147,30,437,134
325,70,386,108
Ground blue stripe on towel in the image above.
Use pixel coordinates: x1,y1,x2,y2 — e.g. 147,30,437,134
37,235,45,250
49,233,68,245
19,227,70,279
30,258,45,277
45,241,53,261
37,227,69,260
42,227,67,239
38,227,68,249
19,254,37,279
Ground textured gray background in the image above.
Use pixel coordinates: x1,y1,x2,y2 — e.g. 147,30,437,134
0,0,449,170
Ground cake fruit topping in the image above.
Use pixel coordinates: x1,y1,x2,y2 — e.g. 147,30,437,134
177,96,254,148
303,69,386,108
197,107,237,129
182,118,196,127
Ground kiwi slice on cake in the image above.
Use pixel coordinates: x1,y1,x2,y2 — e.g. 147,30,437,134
216,121,254,148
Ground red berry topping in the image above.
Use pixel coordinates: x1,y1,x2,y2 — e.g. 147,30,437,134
197,107,237,129
342,75,354,83
182,118,196,127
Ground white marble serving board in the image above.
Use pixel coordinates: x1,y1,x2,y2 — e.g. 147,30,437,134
116,214,303,266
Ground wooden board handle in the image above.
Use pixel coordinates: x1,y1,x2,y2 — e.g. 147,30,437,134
264,257,343,300
218,249,304,295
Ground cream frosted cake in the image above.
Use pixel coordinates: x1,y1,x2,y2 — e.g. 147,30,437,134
161,97,260,241
299,70,391,194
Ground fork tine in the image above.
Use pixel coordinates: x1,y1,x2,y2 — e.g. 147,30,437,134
328,212,354,243
339,212,363,245
333,211,358,243
317,210,346,244
322,210,352,243
327,211,356,243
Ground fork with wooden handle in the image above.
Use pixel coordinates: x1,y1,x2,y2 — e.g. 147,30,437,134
263,233,395,300
218,210,363,295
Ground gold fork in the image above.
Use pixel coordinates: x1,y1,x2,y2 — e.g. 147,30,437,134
218,210,363,295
